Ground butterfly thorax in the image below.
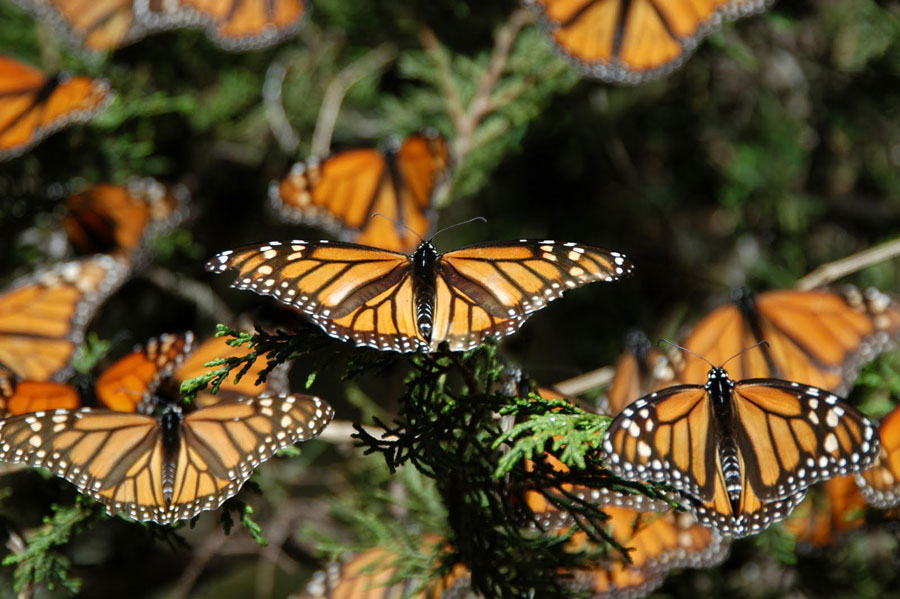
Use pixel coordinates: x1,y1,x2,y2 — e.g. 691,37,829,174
706,367,742,507
412,241,439,341
159,403,184,505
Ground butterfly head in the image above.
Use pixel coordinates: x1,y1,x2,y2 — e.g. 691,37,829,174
705,366,736,392
412,240,439,270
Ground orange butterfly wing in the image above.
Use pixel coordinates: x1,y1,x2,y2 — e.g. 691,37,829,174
0,368,81,417
856,405,900,509
605,330,678,415
64,179,189,256
529,0,772,82
11,0,144,52
0,254,130,381
272,133,448,253
783,475,865,547
0,55,110,160
0,393,333,523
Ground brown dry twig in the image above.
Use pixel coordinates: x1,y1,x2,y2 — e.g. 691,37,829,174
795,236,900,290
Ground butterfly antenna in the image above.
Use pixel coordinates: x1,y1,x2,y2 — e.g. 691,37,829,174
429,216,488,243
369,212,425,244
657,338,715,369
721,340,770,370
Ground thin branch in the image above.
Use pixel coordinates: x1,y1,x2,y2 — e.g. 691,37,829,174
553,366,615,397
795,236,900,290
142,266,235,323
263,62,301,154
317,420,375,443
311,44,398,157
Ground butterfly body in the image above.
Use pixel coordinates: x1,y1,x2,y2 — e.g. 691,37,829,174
412,241,439,341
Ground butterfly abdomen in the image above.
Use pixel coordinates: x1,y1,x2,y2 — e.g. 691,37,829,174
412,242,440,342
159,405,183,505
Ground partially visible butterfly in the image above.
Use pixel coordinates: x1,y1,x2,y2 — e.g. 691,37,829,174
604,329,677,416
602,364,880,536
563,507,729,599
678,287,900,396
296,538,473,599
0,55,111,160
134,0,308,50
10,0,147,52
783,475,866,547
271,133,450,253
64,178,190,259
0,254,130,381
0,365,81,417
206,238,633,352
856,404,900,509
526,0,774,83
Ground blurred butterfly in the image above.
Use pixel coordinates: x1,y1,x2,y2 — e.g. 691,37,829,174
783,475,865,547
95,331,289,413
64,178,189,260
562,507,729,599
135,0,308,50
271,132,450,253
602,364,880,536
0,392,333,524
0,365,81,417
856,404,900,509
0,254,130,381
526,0,773,83
206,238,633,352
678,287,900,396
296,537,472,599
10,0,147,52
0,55,111,160
604,329,677,416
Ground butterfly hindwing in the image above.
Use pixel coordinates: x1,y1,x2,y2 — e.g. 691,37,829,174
856,405,900,509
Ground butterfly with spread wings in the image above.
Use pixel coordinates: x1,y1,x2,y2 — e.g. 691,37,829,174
0,54,111,160
271,132,449,254
602,365,880,536
206,238,633,353
527,0,774,83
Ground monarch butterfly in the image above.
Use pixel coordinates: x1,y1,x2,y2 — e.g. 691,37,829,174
856,404,900,509
563,507,729,599
0,390,333,523
206,238,633,353
271,133,449,254
604,329,677,416
134,0,308,50
0,366,81,417
10,0,146,52
0,55,111,160
782,475,865,547
0,254,130,382
678,287,900,396
64,178,190,259
526,0,774,83
602,365,880,536
297,539,471,599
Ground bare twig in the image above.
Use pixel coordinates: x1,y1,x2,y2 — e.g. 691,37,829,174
142,266,235,323
795,236,900,290
311,44,397,157
264,62,301,154
553,366,615,397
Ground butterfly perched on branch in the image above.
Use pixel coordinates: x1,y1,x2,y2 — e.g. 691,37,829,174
207,238,633,352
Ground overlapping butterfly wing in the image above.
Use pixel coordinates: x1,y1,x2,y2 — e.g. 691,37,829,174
783,475,866,547
527,0,773,83
0,55,111,160
0,366,81,417
856,405,900,509
64,178,189,258
0,254,130,381
432,241,633,352
271,133,448,253
679,288,900,395
10,0,145,52
0,393,333,523
604,329,678,416
95,332,195,413
602,377,879,536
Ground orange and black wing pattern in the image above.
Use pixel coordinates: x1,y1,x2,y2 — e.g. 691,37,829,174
0,55,111,160
565,508,729,599
272,133,449,253
0,393,333,523
602,371,879,536
527,0,773,83
0,254,130,382
783,475,865,547
0,366,81,417
856,405,900,509
136,0,307,50
679,287,900,395
604,329,678,416
64,178,189,257
11,0,145,52
95,332,195,413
